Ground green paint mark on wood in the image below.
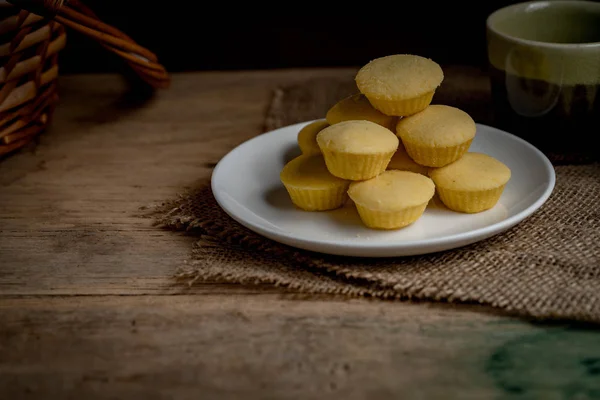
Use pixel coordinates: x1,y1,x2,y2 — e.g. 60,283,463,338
581,358,600,376
486,327,600,399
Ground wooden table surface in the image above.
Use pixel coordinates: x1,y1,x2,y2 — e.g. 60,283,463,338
1,69,599,400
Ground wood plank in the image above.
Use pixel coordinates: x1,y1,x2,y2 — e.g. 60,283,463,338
0,69,356,295
3,295,598,399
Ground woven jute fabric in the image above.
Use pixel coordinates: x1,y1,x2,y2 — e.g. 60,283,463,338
157,68,600,323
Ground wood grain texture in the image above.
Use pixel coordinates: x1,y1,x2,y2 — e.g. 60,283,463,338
1,70,599,399
0,69,355,295
2,296,599,400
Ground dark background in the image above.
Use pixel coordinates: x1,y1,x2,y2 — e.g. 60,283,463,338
56,1,525,74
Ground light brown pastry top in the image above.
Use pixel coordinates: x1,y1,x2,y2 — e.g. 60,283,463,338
280,155,348,189
317,120,398,154
326,93,396,130
348,170,435,211
387,142,430,175
396,105,476,147
355,54,444,100
297,120,329,155
429,152,511,191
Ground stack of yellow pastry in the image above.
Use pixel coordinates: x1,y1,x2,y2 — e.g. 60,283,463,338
281,54,511,230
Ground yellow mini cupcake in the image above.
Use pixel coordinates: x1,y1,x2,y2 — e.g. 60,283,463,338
387,142,430,176
280,155,350,211
297,120,329,155
348,170,435,230
316,120,398,181
326,93,397,131
355,54,444,116
396,105,476,167
429,152,511,213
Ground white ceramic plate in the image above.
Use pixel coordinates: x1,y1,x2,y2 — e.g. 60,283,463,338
211,121,555,257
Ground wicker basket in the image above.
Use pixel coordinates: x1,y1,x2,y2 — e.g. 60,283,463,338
0,0,169,157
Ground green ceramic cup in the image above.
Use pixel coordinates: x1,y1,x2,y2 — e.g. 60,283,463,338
486,0,600,161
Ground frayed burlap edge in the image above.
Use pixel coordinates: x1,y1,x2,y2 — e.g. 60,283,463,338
148,166,600,324
149,193,401,299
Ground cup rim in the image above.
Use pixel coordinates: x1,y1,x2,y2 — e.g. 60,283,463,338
486,0,600,49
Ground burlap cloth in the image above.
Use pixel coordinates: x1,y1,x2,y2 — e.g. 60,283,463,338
155,66,600,323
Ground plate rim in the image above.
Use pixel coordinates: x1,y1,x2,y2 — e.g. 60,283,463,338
211,120,556,257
